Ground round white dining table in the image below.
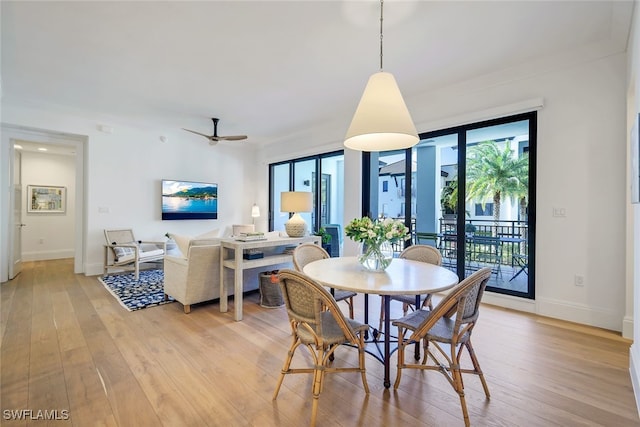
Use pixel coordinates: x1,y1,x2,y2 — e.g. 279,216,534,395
303,256,459,388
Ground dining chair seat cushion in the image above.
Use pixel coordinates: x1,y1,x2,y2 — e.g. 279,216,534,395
393,309,471,344
390,294,429,306
333,289,357,301
296,311,369,345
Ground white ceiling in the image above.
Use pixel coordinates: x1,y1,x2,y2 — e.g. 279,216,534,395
1,1,634,146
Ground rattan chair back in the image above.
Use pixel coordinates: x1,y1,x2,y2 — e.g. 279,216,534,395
291,243,356,318
410,267,491,341
292,243,329,272
277,269,358,344
399,244,442,265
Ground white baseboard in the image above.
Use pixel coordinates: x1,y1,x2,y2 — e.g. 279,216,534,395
623,315,634,339
629,344,640,418
482,291,536,313
22,249,74,261
537,296,622,332
482,293,625,333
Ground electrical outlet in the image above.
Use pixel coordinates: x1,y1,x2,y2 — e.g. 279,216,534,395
574,275,585,286
553,207,566,217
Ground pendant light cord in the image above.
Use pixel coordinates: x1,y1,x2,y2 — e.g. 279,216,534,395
379,0,384,71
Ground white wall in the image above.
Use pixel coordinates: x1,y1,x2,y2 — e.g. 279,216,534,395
0,105,259,278
21,151,76,260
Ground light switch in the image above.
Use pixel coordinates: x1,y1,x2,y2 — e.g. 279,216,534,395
552,207,566,217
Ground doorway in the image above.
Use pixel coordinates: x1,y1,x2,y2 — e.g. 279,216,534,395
1,124,86,281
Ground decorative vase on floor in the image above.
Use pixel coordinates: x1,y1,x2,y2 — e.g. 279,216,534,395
358,241,393,272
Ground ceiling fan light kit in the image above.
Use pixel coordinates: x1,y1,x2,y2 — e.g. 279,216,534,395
344,0,418,152
182,118,247,145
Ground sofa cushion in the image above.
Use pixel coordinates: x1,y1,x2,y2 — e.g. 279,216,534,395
189,238,221,247
170,234,220,258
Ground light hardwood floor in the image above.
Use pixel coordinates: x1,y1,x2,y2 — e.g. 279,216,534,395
1,259,638,426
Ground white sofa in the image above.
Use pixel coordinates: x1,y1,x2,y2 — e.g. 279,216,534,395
164,239,229,313
164,238,271,314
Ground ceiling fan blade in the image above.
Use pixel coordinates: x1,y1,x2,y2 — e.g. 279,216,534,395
218,135,247,141
182,128,215,139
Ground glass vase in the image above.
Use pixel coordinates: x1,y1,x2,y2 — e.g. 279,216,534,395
358,240,394,272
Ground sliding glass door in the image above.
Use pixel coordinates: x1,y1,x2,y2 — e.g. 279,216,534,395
364,112,536,299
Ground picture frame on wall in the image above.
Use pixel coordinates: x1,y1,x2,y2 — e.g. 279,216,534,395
27,185,66,213
632,113,640,204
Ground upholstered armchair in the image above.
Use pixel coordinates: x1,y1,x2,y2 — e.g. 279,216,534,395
104,229,165,280
163,239,225,313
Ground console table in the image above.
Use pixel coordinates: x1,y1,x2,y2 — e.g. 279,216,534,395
219,235,320,321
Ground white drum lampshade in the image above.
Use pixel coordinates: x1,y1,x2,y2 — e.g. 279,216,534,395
281,191,313,237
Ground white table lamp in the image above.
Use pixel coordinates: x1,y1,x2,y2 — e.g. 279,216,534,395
251,203,260,225
281,191,313,237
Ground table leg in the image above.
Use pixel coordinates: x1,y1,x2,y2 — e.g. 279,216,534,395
364,294,370,339
414,295,421,361
233,247,244,321
220,246,228,313
383,295,391,389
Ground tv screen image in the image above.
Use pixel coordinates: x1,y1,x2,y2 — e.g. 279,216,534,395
162,179,218,220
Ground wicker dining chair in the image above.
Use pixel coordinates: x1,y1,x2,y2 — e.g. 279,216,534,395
393,267,492,427
378,244,442,332
292,243,357,319
273,269,369,427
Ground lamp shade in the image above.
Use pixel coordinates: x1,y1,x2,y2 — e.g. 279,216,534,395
251,204,260,218
280,191,313,213
344,71,419,152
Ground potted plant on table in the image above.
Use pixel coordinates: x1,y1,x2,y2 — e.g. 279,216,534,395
345,217,410,272
313,227,332,254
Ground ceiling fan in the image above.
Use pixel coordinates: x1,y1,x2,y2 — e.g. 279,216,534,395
182,118,247,145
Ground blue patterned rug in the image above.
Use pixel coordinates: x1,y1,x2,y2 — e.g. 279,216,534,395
98,269,174,311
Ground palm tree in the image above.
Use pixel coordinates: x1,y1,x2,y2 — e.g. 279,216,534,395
466,140,528,229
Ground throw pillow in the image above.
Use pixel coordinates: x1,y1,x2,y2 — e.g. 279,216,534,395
112,242,137,261
171,234,192,258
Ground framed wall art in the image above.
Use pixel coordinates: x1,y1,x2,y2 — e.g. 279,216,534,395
27,185,66,213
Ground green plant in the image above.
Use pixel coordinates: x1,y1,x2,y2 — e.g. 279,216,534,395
466,139,528,225
313,227,332,244
345,217,409,245
440,180,458,214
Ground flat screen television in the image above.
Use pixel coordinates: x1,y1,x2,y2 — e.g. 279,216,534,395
162,179,218,220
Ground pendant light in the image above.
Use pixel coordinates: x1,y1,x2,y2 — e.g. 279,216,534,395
344,0,418,152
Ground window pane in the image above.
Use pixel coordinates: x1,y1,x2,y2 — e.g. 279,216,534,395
293,159,316,233
465,119,530,295
271,163,290,232
413,133,459,270
269,151,344,239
